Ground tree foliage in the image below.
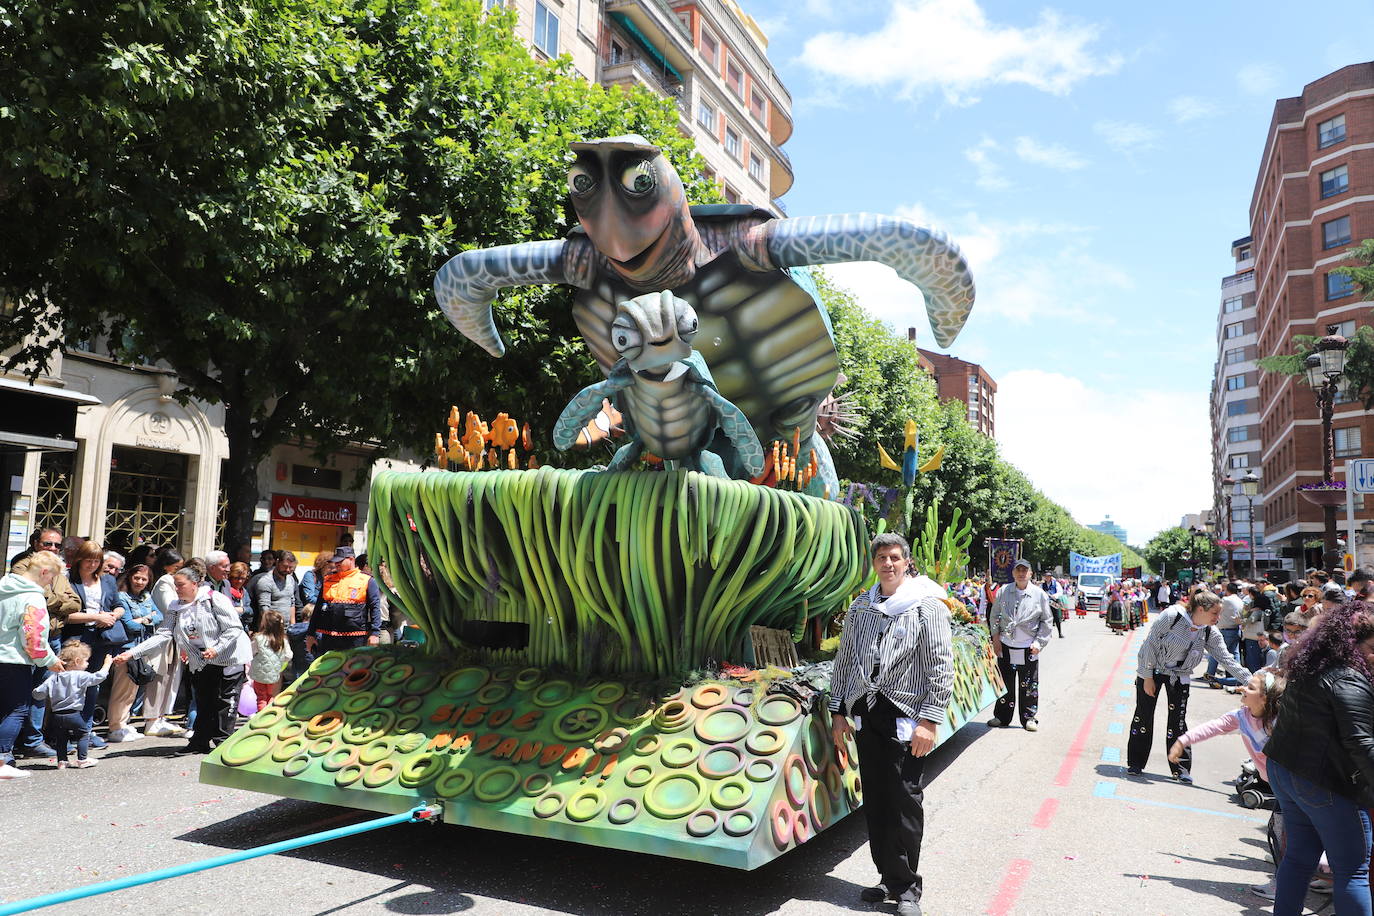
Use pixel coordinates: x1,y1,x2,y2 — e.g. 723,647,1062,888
0,0,718,548
1143,526,1213,576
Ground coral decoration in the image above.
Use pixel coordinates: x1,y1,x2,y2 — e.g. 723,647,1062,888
434,407,546,472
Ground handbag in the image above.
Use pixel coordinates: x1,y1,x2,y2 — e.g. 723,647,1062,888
98,619,131,647
124,656,156,686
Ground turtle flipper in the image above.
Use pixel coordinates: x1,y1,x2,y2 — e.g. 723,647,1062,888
605,439,645,471
554,364,634,450
434,239,575,358
691,380,765,477
692,450,728,478
762,214,975,347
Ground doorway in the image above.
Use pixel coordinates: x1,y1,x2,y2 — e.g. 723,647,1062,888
105,446,188,552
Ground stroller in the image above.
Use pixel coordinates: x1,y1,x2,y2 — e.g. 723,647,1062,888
1236,758,1275,810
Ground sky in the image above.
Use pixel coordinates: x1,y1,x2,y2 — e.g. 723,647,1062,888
731,0,1374,546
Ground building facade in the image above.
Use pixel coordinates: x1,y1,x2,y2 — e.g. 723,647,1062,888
1088,515,1128,544
916,349,997,437
1252,62,1374,571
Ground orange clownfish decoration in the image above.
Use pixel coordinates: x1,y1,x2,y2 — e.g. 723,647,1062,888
489,412,519,449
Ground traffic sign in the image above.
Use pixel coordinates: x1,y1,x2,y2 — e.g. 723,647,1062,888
1350,459,1374,494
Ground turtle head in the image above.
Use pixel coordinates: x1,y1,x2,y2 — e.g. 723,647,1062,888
568,136,695,283
610,290,698,376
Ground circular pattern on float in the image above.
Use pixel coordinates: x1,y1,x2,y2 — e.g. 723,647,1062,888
396,695,424,715
372,655,395,671
623,763,655,788
442,667,489,698
660,738,699,769
697,744,745,780
803,716,830,776
756,694,802,727
653,700,693,733
532,680,575,708
514,667,543,690
745,727,786,756
271,737,307,763
220,731,273,767
434,769,473,799
643,771,704,820
845,772,863,808
322,673,345,689
783,754,808,808
809,780,832,828
476,683,511,706
565,788,607,822
695,706,750,745
473,766,521,803
591,682,626,705
686,808,720,837
341,693,375,715
358,740,392,765
709,777,754,810
248,706,285,731
306,711,345,739
532,792,565,819
395,715,422,734
380,663,414,685
362,760,400,789
593,727,630,754
612,695,654,726
376,692,400,709
322,747,360,773
311,653,344,675
404,672,440,695
297,675,325,693
271,689,296,709
733,687,755,707
522,772,552,796
334,764,364,788
793,810,813,844
607,797,640,825
746,758,778,783
492,666,516,682
770,802,794,850
307,737,336,757
281,754,311,777
399,754,445,787
552,705,608,742
341,654,372,673
342,668,377,692
341,709,395,745
631,735,661,757
722,809,757,837
288,689,338,721
277,721,305,742
691,684,728,709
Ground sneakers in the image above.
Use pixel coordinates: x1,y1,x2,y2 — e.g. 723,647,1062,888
87,734,107,749
1249,877,1277,900
859,886,891,903
106,727,142,744
1126,766,1144,776
1023,719,1039,732
986,717,1006,728
0,763,30,779
15,743,56,759
71,759,98,769
145,719,187,738
1174,769,1193,784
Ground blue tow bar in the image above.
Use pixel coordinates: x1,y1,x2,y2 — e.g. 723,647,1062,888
0,803,443,915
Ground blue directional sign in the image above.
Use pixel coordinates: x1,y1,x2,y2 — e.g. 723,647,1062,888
1350,459,1374,494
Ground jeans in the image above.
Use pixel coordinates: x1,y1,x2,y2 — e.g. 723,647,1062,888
0,663,35,759
1242,638,1265,672
1269,758,1372,915
44,710,90,762
1206,627,1241,677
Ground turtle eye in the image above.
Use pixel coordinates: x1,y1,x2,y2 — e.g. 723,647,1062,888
676,306,699,342
611,320,643,358
620,160,656,195
568,165,596,196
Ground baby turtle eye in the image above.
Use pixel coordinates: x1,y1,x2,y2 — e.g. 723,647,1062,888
568,165,596,196
611,319,644,358
676,306,699,341
620,160,656,195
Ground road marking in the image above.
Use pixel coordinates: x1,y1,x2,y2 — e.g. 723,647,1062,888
1118,689,1132,698
1113,703,1127,714
1107,722,1124,734
1101,747,1121,763
1054,630,1135,788
1093,781,1267,823
986,858,1033,916
1030,798,1058,829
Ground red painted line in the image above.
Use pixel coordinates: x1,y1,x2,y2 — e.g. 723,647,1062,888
1030,797,1058,829
987,858,1033,916
1053,631,1136,787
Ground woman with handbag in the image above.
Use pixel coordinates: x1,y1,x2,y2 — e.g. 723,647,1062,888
141,548,186,738
105,564,161,743
66,540,123,749
116,563,251,754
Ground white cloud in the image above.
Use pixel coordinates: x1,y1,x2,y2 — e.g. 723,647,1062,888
798,0,1122,105
1167,95,1217,123
1237,63,1282,96
965,138,1012,190
1093,119,1159,153
1013,136,1088,170
996,369,1210,544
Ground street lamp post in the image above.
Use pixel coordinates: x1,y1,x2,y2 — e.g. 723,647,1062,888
1187,525,1200,581
1221,475,1237,579
1204,517,1216,582
1241,470,1260,580
1304,325,1350,571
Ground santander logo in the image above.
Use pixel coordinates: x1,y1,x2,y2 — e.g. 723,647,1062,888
271,494,355,526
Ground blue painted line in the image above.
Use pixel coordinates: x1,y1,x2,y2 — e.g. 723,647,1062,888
1092,780,1266,823
1113,703,1127,714
1118,689,1132,698
1107,722,1124,734
1101,747,1121,763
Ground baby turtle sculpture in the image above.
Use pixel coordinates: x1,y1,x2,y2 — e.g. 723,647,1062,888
435,135,975,494
552,289,764,477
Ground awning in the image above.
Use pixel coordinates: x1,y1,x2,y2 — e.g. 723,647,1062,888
0,377,97,452
0,376,102,405
608,12,683,83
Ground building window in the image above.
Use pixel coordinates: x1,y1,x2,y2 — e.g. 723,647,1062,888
724,125,741,160
750,91,767,123
1230,454,1250,469
1237,244,1253,261
1232,505,1252,522
1222,295,1244,313
1226,400,1253,416
1327,271,1356,301
700,28,719,68
609,40,626,64
533,1,559,57
748,153,765,183
1335,426,1363,458
696,98,716,132
291,465,343,489
1224,347,1247,365
722,184,739,203
1320,164,1349,199
1226,374,1247,391
726,60,744,97
1318,113,1347,149
1224,321,1245,339
1324,215,1352,250
1227,426,1252,443
482,0,503,9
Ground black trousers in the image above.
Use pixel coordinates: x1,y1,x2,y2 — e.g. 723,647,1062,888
188,665,245,752
853,694,927,903
1126,673,1191,775
43,710,89,762
993,643,1039,725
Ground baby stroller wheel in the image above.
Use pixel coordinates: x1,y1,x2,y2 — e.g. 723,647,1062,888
1241,788,1265,809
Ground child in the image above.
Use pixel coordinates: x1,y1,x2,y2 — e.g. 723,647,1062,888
1262,630,1283,669
1169,670,1286,900
31,639,113,769
249,609,293,711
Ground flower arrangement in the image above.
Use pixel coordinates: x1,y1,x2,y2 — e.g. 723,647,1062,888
1299,480,1346,490
1215,539,1249,549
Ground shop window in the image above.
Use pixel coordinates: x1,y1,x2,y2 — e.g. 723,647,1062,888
292,464,343,489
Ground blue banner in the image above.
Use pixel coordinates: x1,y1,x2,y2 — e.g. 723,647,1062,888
989,539,1021,585
1069,552,1122,577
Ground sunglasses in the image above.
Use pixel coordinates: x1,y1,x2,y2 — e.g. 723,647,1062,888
39,541,62,548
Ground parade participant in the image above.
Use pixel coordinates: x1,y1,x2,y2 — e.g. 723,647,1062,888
105,564,160,743
117,563,251,754
1264,601,1374,915
987,559,1053,731
66,540,122,748
9,527,78,760
1041,571,1064,638
248,609,292,711
0,551,64,779
1127,590,1249,781
305,547,382,653
31,640,112,768
1105,584,1130,634
829,533,953,916
141,548,187,738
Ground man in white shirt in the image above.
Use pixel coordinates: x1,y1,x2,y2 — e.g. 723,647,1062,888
986,559,1054,731
1155,579,1171,611
1204,581,1245,685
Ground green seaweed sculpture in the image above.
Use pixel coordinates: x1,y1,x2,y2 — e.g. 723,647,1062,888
913,501,973,585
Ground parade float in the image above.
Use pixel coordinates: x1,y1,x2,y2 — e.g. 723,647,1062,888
200,136,1002,869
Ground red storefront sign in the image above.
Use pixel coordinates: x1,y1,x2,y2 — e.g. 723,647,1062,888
271,494,357,527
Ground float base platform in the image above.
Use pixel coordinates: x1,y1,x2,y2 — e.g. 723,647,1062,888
202,645,1000,869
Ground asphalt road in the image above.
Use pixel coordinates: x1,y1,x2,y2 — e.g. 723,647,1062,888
0,614,1331,916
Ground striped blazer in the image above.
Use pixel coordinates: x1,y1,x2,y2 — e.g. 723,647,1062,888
1137,606,1249,684
828,586,954,723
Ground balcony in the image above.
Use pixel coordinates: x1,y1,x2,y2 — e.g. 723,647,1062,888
1221,270,1255,289
601,52,684,99
769,143,793,199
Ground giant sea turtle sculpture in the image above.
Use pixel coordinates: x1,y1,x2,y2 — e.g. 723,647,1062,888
435,135,975,495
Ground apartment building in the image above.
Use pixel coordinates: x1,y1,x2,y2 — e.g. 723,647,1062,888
1251,62,1374,570
916,349,997,437
1088,515,1128,544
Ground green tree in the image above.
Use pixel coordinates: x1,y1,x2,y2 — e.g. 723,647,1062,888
0,0,717,549
1143,526,1211,576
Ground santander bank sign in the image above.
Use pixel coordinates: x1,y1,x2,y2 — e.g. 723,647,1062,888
270,494,357,527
